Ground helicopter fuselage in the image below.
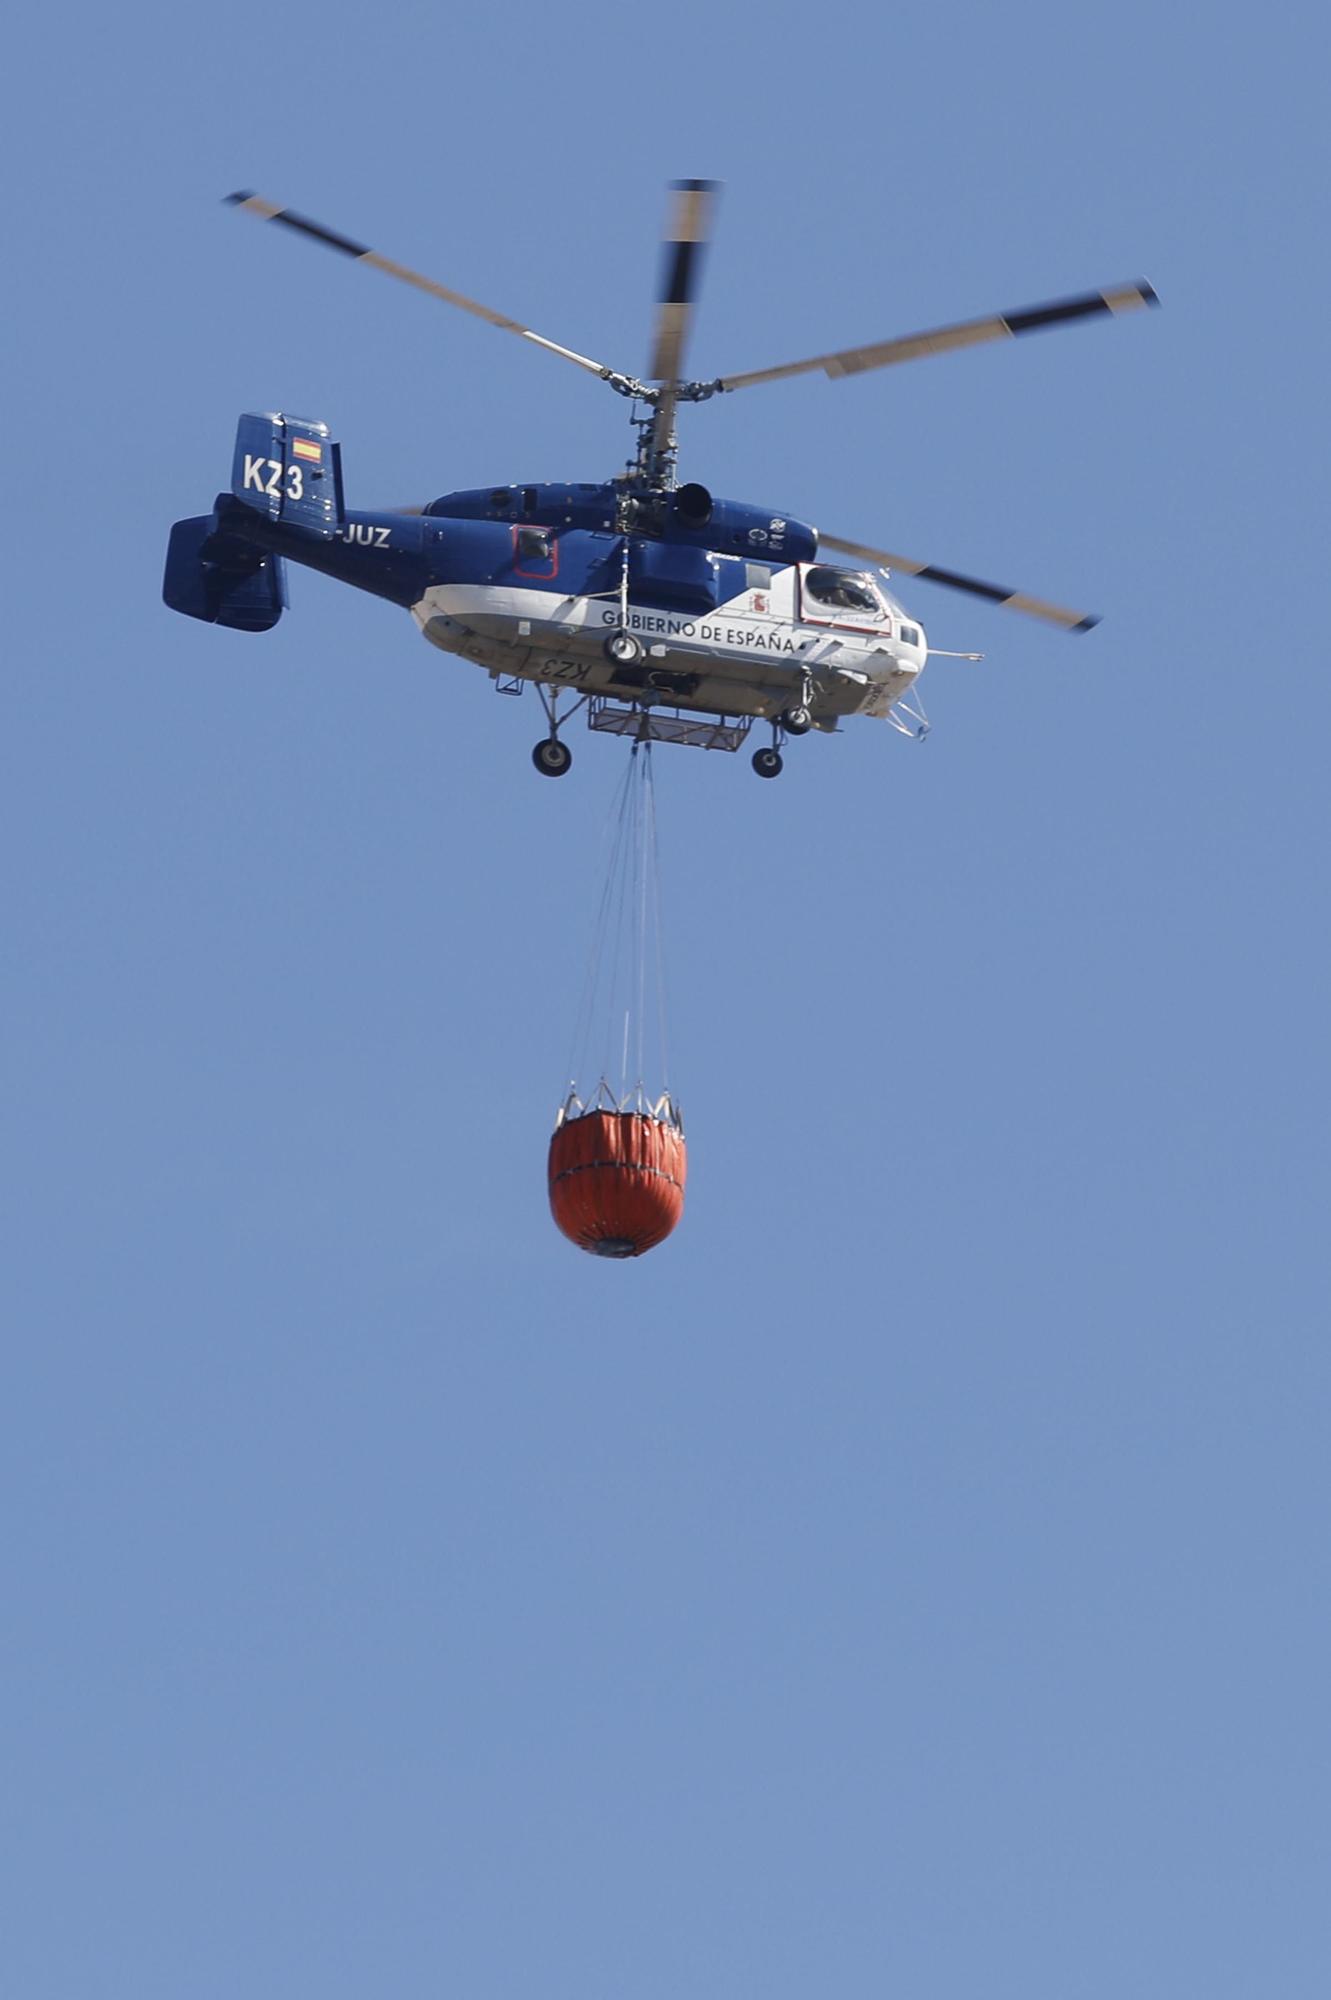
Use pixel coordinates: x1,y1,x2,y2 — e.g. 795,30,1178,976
175,449,927,739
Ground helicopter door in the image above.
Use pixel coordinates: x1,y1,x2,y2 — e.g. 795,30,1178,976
797,563,892,635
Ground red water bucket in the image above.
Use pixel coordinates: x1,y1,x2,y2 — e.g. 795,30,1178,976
548,1108,686,1258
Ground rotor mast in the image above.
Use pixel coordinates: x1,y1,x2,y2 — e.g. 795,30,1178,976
617,377,718,498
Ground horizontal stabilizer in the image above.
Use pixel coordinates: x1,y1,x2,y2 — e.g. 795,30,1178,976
163,515,287,630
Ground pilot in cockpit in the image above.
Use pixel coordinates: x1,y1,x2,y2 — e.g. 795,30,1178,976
803,565,883,615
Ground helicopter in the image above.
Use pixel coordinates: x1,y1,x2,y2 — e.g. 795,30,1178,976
163,182,1157,778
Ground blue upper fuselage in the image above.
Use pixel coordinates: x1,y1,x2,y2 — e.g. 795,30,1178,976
218,479,819,618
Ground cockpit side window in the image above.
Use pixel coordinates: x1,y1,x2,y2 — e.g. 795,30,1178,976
800,564,887,626
804,566,882,614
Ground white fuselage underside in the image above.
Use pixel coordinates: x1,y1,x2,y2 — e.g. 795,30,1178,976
410,580,925,723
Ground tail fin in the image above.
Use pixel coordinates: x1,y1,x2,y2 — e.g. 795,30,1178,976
230,411,345,537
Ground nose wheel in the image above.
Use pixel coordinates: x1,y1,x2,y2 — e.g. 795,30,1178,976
533,736,573,777
758,678,813,771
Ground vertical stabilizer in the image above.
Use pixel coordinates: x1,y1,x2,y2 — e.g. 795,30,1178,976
230,412,344,537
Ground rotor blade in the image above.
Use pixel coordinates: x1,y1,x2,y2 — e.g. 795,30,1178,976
715,281,1159,393
646,180,719,475
819,533,1100,633
649,179,719,385
225,192,613,380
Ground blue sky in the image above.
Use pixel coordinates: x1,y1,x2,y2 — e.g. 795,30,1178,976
4,2,1328,1994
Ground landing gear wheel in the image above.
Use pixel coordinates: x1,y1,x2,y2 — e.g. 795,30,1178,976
532,737,572,778
604,629,643,667
781,705,813,736
752,746,784,779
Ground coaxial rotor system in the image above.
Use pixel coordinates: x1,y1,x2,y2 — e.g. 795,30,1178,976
225,184,1158,632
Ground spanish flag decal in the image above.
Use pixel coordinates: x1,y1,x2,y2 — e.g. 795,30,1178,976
291,437,323,463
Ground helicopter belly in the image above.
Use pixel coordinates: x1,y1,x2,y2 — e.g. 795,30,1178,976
410,583,916,721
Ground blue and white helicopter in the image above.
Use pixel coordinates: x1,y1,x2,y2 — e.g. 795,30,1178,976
164,183,1157,778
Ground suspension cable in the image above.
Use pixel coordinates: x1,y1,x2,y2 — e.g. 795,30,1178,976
561,740,671,1107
